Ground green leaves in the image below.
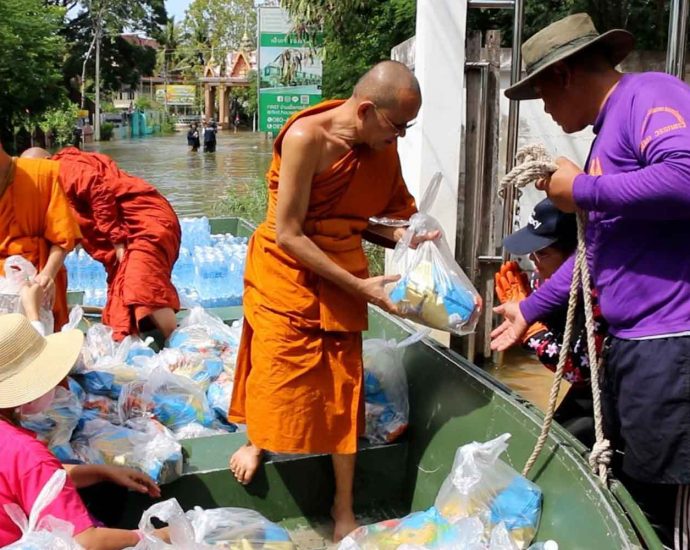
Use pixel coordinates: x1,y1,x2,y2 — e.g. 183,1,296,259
0,0,67,147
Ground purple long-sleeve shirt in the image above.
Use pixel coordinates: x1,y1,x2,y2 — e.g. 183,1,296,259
521,72,690,338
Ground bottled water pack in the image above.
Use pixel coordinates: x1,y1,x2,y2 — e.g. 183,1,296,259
66,217,248,309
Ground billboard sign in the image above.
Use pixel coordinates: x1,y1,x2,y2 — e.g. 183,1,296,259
155,85,196,106
257,6,323,133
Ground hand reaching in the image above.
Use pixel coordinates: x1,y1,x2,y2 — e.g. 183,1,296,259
490,301,528,352
103,466,161,498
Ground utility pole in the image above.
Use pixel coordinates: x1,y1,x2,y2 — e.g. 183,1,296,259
94,23,102,141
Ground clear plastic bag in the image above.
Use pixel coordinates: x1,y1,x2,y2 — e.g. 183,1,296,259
133,498,295,549
2,469,83,549
0,255,55,334
389,174,481,336
186,506,295,548
340,507,487,550
19,385,83,462
362,332,426,445
74,417,183,484
137,348,224,392
118,367,215,432
434,434,542,549
207,372,234,425
81,393,120,424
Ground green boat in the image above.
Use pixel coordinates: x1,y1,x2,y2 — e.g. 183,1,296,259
94,217,658,549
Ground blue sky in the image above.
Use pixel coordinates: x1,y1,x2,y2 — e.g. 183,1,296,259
166,0,192,21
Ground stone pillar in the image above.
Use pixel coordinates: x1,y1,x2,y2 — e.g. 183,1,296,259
218,85,228,129
204,85,215,122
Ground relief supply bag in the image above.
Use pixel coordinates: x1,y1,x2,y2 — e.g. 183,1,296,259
389,174,481,336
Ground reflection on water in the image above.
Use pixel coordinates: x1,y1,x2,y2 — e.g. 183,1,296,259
85,131,273,217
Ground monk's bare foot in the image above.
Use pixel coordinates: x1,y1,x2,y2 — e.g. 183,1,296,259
228,443,262,485
331,504,358,542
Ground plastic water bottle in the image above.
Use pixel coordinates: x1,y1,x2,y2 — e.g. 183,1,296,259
65,251,79,290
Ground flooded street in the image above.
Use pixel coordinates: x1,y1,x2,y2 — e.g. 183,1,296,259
85,131,273,217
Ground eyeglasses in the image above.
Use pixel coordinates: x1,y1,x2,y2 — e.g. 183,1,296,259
373,104,416,136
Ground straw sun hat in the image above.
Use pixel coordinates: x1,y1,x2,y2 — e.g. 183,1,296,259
505,13,635,101
0,313,83,409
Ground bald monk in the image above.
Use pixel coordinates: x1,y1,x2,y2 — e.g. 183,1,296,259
21,147,181,341
0,143,80,330
228,61,434,541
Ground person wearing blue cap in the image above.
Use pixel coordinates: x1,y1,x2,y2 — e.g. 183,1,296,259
495,198,608,447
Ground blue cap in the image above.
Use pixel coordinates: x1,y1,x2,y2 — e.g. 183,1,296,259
503,198,576,255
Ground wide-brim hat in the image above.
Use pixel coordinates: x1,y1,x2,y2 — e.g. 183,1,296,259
505,13,634,101
0,313,83,409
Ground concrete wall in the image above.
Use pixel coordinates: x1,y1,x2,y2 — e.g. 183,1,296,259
393,0,467,253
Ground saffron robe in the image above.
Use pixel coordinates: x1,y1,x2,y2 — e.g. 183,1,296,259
0,158,80,330
229,100,417,454
53,148,181,340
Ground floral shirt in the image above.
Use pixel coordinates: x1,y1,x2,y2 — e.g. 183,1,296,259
523,289,607,388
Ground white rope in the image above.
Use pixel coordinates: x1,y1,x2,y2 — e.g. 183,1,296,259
501,145,611,485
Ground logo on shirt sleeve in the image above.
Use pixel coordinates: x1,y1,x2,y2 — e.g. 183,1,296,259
640,106,687,152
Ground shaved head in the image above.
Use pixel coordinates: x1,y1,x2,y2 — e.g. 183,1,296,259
21,147,52,159
353,60,421,111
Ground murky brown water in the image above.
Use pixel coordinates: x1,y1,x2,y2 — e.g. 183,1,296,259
85,130,273,217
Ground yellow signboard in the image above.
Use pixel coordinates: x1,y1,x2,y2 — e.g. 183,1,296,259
155,85,196,106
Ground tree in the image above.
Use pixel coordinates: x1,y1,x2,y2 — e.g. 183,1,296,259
62,0,166,138
0,0,67,150
184,0,256,63
467,0,669,51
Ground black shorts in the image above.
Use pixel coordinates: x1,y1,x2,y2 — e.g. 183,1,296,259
602,335,690,484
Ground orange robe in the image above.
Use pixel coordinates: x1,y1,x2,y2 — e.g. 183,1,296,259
52,148,181,340
229,100,417,454
0,158,81,330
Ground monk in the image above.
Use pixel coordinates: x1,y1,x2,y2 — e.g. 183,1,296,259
228,61,432,541
21,147,181,341
0,143,80,331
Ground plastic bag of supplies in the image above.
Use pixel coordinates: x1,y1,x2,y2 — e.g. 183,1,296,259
389,173,481,336
362,331,426,445
118,367,215,432
434,434,542,549
0,255,55,334
19,384,83,462
132,498,295,549
72,417,182,484
2,469,83,549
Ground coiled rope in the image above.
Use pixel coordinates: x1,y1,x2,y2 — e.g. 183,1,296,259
499,144,612,484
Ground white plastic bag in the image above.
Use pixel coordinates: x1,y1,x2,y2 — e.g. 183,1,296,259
133,499,295,549
19,386,83,462
186,506,295,548
434,434,542,549
118,367,215,432
2,469,83,549
73,417,183,484
0,255,55,334
362,331,426,445
389,174,481,336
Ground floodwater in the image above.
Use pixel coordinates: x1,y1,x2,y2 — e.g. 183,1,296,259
85,130,273,217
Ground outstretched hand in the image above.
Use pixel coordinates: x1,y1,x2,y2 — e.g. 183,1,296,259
490,301,528,352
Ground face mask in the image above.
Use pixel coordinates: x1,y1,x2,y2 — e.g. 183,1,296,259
19,387,56,416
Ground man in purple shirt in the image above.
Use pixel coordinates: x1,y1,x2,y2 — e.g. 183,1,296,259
493,13,690,547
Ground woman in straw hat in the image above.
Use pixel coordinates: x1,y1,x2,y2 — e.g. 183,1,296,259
0,313,169,548
492,12,690,548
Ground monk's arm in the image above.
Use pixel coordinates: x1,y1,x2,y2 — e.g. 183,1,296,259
41,245,66,280
275,128,397,309
362,225,406,249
